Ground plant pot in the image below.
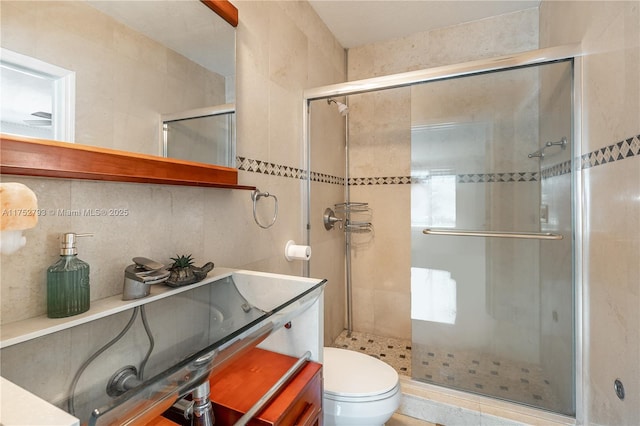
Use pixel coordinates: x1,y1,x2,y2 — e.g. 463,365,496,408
166,261,214,287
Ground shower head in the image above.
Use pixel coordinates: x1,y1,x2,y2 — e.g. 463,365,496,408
327,98,349,116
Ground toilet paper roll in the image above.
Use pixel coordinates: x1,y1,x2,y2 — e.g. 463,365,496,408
285,240,312,261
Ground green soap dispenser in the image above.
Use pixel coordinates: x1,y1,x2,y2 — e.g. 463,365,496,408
47,233,92,318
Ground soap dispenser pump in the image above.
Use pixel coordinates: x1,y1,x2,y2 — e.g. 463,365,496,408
47,233,92,318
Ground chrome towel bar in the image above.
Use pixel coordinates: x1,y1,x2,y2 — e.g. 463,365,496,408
422,228,563,240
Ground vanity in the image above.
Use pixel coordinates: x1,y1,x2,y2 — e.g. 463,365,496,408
202,347,321,425
0,269,327,426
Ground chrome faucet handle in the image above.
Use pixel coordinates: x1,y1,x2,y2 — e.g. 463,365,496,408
132,257,164,271
323,208,343,230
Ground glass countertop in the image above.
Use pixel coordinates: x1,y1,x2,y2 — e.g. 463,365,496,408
88,271,326,426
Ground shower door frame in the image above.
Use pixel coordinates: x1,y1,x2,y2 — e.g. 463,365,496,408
302,44,584,422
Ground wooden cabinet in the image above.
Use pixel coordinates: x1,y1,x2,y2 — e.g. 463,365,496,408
209,347,323,425
145,417,180,426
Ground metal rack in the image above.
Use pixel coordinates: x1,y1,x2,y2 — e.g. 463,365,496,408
334,201,370,213
325,202,373,337
334,202,373,234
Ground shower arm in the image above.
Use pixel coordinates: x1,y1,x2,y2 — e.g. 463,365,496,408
327,98,349,116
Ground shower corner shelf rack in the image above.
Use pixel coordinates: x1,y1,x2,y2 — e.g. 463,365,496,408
334,202,370,213
333,202,373,233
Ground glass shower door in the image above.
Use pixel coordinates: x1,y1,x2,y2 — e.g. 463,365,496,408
410,60,574,415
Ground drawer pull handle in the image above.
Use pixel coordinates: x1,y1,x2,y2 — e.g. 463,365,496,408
234,351,312,426
295,401,320,426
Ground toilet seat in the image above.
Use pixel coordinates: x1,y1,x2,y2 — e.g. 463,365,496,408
323,347,399,399
324,382,400,403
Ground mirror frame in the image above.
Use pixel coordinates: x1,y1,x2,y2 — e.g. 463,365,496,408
201,0,238,27
0,1,253,190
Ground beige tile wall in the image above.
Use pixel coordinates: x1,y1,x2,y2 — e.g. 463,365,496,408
0,1,345,421
343,9,539,340
540,1,640,424
308,99,347,344
235,0,347,345
348,8,539,80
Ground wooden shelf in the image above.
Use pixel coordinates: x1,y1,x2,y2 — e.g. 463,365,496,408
0,134,256,190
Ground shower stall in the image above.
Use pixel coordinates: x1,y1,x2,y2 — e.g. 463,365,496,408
305,46,580,417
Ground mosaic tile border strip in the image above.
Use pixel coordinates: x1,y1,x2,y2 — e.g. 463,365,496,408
348,176,412,186
237,156,305,178
348,172,540,186
236,156,344,185
542,133,639,178
235,133,639,186
456,172,538,183
311,171,345,185
541,160,572,179
580,134,639,169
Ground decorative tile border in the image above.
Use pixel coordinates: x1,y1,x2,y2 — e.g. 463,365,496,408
348,176,412,186
348,173,541,186
237,156,345,185
580,134,639,170
237,156,306,179
542,133,639,178
541,160,572,179
311,171,344,185
236,134,639,186
456,172,538,183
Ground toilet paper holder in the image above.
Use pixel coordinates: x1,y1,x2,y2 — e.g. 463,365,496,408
284,240,311,261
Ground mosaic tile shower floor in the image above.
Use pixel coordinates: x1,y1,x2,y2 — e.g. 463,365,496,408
331,330,563,413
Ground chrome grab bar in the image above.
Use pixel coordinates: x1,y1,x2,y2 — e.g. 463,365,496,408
233,351,312,426
528,136,567,158
422,228,563,240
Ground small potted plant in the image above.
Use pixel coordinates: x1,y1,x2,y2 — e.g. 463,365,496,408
166,254,214,287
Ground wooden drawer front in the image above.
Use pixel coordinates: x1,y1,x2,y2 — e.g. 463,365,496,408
210,348,322,426
144,417,180,426
269,367,322,426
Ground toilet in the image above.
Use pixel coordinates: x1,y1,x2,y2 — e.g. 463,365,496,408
323,347,401,425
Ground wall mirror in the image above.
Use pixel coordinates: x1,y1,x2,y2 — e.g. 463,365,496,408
1,0,237,169
162,104,235,168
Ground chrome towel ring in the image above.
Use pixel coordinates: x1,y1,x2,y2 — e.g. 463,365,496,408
251,189,278,229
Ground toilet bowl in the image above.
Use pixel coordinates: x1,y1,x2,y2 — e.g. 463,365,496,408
323,347,401,425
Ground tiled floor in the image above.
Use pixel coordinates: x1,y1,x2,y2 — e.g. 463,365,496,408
332,329,412,375
331,330,563,414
